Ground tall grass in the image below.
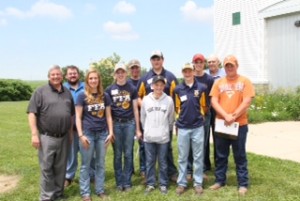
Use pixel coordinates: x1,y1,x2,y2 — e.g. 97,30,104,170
249,88,300,123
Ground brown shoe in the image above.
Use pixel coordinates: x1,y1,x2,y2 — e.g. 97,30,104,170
238,187,248,196
64,179,72,187
186,173,193,182
140,171,146,178
203,173,209,182
98,193,108,199
140,172,146,185
176,186,186,195
170,174,178,183
209,183,223,190
194,186,203,195
82,196,92,201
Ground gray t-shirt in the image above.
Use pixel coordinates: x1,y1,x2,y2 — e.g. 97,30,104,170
27,83,75,134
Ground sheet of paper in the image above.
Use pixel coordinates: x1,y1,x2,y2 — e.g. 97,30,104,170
215,118,239,136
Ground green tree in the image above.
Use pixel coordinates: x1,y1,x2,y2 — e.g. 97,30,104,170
89,53,121,89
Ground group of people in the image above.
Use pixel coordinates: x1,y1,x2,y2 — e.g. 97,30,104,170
27,50,255,201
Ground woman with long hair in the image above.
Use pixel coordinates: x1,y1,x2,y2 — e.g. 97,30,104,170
76,69,114,201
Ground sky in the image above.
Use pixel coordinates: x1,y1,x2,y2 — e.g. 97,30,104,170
0,0,214,80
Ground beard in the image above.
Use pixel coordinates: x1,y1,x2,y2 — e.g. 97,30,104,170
68,79,79,85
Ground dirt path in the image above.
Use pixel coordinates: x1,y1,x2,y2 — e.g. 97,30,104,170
247,121,300,163
0,175,20,194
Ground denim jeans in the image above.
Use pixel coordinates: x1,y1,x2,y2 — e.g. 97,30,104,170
65,131,95,181
138,139,146,173
79,130,107,197
112,120,135,188
177,126,205,187
144,142,169,187
167,131,178,178
214,125,249,187
187,113,212,174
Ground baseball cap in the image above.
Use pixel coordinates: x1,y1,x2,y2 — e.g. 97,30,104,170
152,75,166,84
127,59,141,68
182,63,194,71
192,54,205,63
223,55,238,66
150,50,164,59
114,63,127,73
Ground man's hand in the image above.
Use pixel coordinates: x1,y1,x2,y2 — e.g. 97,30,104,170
31,135,40,149
224,114,236,126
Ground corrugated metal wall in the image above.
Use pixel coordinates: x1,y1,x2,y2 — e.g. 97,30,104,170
265,11,300,88
213,0,293,85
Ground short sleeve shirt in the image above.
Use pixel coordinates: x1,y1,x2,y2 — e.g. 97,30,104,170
137,68,178,100
209,75,255,126
76,92,112,132
27,83,75,134
106,82,138,119
195,73,214,106
175,81,207,129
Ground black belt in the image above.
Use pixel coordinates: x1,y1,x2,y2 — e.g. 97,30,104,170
41,132,67,138
113,118,133,123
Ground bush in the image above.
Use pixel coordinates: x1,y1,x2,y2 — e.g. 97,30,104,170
249,88,300,123
0,79,33,101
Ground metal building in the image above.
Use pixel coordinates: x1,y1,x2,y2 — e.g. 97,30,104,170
214,0,300,88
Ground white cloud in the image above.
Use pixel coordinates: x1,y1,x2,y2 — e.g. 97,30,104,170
0,18,8,26
0,0,72,20
113,1,136,15
180,1,213,24
103,21,139,41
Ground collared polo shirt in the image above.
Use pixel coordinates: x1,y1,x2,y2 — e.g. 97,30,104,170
64,81,85,104
27,82,75,134
205,68,226,80
137,68,178,99
175,80,207,129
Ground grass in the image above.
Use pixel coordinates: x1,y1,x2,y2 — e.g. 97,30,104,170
0,101,300,201
23,80,47,90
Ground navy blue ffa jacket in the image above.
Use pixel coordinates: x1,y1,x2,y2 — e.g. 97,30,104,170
137,68,177,99
175,80,207,129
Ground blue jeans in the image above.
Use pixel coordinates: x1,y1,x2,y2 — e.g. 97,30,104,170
79,130,107,197
144,142,169,187
177,126,205,187
113,120,135,188
214,125,249,187
138,139,146,173
65,131,95,180
187,113,212,174
167,131,178,178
